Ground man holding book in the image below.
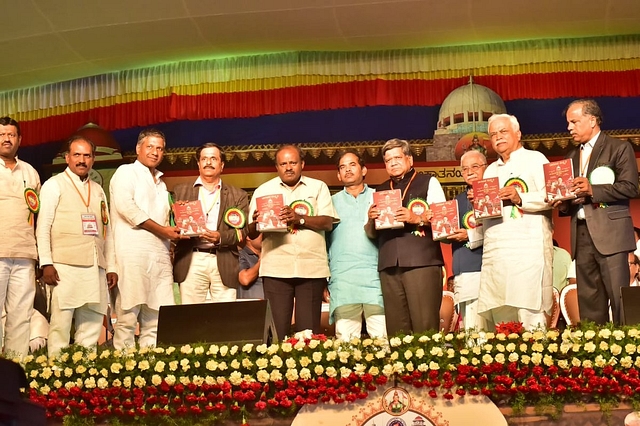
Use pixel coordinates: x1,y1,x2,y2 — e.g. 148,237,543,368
109,129,183,349
247,145,339,340
447,150,488,331
365,138,446,335
477,114,553,331
173,143,249,304
552,99,638,325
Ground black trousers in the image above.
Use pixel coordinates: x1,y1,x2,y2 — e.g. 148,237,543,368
379,265,442,335
263,277,325,340
575,221,629,325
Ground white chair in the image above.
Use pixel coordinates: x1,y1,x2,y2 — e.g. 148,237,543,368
545,287,560,328
440,291,456,332
560,284,580,326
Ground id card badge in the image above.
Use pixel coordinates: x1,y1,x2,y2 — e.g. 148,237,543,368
81,213,99,236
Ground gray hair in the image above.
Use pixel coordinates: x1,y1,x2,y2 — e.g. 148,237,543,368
488,114,520,133
460,149,487,166
381,138,411,158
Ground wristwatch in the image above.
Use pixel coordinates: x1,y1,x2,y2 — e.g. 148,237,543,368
299,217,306,226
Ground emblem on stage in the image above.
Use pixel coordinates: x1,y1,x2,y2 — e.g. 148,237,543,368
383,387,411,416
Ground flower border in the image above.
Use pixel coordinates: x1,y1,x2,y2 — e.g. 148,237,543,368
19,324,640,424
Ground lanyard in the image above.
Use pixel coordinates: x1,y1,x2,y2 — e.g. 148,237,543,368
390,170,418,202
199,185,221,215
65,170,91,208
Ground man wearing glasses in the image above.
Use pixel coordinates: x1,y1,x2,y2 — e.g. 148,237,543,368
0,117,40,358
447,150,488,331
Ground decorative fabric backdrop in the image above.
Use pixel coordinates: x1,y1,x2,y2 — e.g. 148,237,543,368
1,35,639,147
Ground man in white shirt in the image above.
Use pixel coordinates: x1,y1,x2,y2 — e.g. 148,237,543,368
478,114,553,331
0,116,40,358
109,129,183,349
37,136,118,357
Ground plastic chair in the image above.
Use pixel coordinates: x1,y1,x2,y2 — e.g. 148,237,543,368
560,284,580,326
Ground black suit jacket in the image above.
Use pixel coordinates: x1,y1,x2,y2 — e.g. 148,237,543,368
376,170,444,271
172,181,249,288
566,133,638,256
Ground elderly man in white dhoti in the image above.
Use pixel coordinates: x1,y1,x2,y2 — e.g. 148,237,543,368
477,114,554,331
109,129,184,349
37,136,118,357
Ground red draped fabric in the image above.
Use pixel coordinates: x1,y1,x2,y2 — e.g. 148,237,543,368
18,70,640,146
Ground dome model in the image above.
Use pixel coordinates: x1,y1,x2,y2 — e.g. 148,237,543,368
436,77,506,135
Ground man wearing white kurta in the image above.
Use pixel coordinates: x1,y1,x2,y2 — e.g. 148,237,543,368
0,116,40,359
477,114,553,331
37,137,118,357
110,129,183,349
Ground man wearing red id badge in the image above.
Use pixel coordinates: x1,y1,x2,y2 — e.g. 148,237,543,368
37,136,118,357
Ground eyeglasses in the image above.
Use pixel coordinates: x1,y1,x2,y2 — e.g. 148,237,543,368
461,164,486,174
0,133,17,139
489,129,510,139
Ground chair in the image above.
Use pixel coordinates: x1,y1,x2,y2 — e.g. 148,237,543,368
439,291,456,332
560,284,580,326
546,287,561,328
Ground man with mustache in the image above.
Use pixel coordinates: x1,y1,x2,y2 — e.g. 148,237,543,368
36,136,118,357
248,145,339,340
0,116,40,358
551,99,638,325
109,129,183,349
326,150,386,340
477,114,553,331
173,143,249,303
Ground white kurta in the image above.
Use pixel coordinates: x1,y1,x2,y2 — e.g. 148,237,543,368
109,161,174,311
477,147,554,316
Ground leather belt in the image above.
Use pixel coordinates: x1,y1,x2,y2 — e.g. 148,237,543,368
193,247,217,254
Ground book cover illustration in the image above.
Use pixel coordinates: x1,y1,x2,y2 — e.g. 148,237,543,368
373,189,405,230
472,177,503,220
173,200,207,236
255,194,288,232
544,159,576,202
430,199,460,241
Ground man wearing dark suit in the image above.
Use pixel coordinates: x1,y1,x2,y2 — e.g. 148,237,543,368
554,99,638,325
173,143,249,303
365,138,446,335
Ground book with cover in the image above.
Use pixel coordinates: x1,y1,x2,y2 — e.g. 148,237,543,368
255,194,288,232
430,199,460,241
173,200,207,236
544,159,576,202
373,189,404,230
472,177,503,220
